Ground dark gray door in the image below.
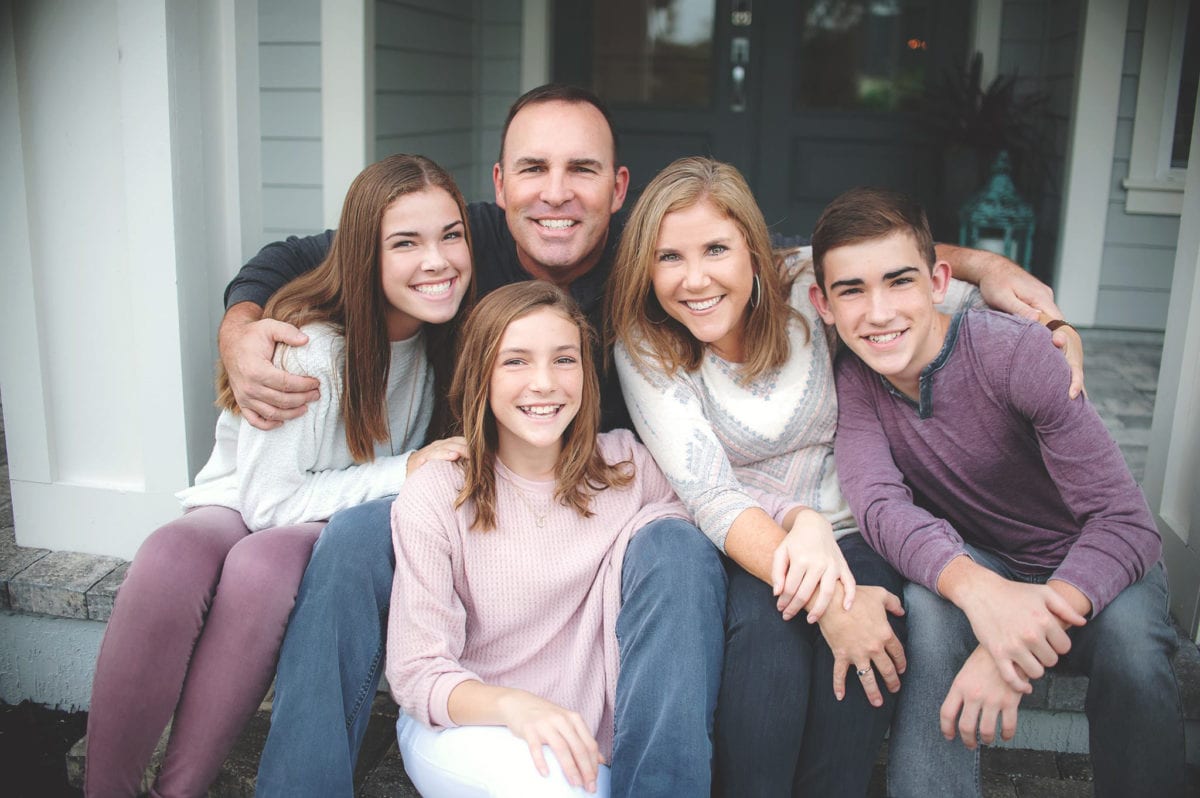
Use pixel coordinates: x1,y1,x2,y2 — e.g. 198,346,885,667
553,0,968,239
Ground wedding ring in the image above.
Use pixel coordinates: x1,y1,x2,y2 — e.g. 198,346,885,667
856,668,871,677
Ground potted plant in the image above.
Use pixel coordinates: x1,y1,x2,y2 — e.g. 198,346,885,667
920,52,1050,239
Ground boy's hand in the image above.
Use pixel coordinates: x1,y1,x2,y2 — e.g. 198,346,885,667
957,573,1086,691
940,646,1024,749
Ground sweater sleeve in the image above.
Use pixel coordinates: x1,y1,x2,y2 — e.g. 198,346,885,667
1005,325,1161,614
614,343,759,551
234,330,410,530
223,230,335,309
833,354,969,592
387,466,480,729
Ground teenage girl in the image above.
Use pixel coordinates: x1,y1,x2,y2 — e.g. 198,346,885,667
85,154,474,797
386,281,687,798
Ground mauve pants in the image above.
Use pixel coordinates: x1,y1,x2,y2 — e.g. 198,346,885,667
84,505,323,798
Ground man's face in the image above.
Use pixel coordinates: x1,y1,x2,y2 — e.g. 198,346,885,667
809,231,952,398
493,100,630,285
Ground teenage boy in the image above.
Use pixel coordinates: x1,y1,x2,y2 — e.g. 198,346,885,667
808,187,1186,798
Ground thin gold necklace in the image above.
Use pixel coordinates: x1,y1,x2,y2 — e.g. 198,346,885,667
500,471,552,528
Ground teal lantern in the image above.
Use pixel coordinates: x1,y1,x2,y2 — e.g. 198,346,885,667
959,152,1036,271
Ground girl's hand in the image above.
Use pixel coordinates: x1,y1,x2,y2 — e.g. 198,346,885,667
497,690,604,793
406,436,469,476
770,509,855,622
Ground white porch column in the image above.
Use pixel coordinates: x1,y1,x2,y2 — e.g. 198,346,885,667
321,0,374,227
1144,86,1200,640
0,0,257,559
1054,0,1128,325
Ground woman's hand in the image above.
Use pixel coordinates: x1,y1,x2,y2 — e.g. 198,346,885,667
816,584,906,706
771,509,856,622
497,690,605,793
406,436,469,476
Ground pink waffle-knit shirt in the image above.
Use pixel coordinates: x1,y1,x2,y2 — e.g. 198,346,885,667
386,429,689,759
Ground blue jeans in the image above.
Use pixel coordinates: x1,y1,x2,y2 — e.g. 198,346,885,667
889,545,1186,798
714,533,905,797
612,517,726,797
255,496,395,797
255,502,725,798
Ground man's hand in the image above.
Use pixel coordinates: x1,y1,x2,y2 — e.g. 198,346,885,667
1039,314,1086,399
498,690,604,793
940,646,1024,749
406,436,469,475
218,302,320,430
938,244,1085,397
772,509,856,623
945,563,1086,692
817,584,906,706
938,244,1061,320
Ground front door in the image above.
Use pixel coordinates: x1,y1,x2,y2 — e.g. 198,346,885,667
553,0,969,239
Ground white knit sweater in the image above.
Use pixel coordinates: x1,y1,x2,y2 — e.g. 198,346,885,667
178,322,432,530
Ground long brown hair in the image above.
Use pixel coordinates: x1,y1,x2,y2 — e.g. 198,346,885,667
450,282,633,531
217,154,474,461
606,156,803,383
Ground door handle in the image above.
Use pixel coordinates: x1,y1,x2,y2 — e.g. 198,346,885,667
731,36,749,112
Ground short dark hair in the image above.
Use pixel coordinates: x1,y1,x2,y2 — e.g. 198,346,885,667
497,83,621,165
811,187,936,291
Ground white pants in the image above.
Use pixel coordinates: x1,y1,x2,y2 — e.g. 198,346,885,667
396,714,612,798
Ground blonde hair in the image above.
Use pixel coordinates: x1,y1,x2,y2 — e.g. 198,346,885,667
606,156,804,382
216,154,475,461
451,281,633,531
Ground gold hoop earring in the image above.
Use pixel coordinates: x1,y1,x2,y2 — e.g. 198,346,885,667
750,274,762,309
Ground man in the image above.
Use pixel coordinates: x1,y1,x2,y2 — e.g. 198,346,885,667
808,187,1185,798
221,87,1067,796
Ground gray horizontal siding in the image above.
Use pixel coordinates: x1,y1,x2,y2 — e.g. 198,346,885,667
259,0,323,239
1098,0,1176,330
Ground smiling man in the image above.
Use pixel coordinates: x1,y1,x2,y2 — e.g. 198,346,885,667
808,187,1185,798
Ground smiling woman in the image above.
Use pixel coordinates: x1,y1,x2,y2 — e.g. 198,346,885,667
83,154,477,798
607,156,915,797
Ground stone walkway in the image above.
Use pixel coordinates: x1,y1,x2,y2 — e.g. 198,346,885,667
5,327,1200,795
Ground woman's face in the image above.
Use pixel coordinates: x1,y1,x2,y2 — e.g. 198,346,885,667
650,199,755,362
379,187,472,341
488,307,584,464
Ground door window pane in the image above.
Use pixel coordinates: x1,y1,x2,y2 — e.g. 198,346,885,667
794,0,933,111
590,0,716,108
1171,0,1200,168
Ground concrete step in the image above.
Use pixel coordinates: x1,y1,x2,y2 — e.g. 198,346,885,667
65,692,419,797
64,641,1200,798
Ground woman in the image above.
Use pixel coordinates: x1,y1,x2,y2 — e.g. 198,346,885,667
606,157,934,796
85,154,474,797
386,282,687,797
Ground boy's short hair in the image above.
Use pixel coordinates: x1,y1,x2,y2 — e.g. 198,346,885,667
811,187,937,291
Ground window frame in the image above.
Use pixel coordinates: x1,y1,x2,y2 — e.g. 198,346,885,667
1124,0,1192,215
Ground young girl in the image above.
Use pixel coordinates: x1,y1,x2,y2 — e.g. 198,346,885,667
85,154,474,797
386,281,687,798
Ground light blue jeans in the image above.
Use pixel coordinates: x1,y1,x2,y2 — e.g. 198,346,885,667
255,498,725,798
889,544,1186,798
